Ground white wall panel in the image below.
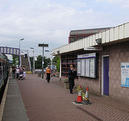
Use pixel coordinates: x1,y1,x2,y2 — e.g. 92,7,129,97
87,37,90,47
90,36,93,46
114,26,119,41
125,23,129,38
92,34,96,46
83,38,86,48
84,37,89,48
102,31,106,43
110,28,114,42
119,25,124,39
106,30,110,43
82,38,85,48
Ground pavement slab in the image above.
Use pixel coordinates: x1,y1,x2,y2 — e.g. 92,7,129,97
2,78,29,121
18,74,129,121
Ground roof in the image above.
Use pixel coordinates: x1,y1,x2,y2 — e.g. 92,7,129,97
52,22,129,55
70,27,111,35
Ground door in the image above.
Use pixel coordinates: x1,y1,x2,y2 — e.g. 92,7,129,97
103,56,109,96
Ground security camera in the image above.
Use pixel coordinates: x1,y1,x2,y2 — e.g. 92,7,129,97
95,38,102,45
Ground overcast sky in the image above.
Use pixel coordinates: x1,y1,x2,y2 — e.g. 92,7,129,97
1,0,129,57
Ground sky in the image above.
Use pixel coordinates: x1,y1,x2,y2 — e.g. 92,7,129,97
0,0,129,57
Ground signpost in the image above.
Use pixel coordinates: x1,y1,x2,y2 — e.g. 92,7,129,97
38,43,48,79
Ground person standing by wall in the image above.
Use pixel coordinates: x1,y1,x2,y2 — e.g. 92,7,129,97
68,65,76,94
46,66,51,83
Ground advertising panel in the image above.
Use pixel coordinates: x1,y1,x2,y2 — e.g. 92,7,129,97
89,58,95,78
77,60,81,74
81,59,85,76
85,59,90,77
121,63,129,87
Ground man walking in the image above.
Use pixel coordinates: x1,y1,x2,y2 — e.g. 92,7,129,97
46,66,51,83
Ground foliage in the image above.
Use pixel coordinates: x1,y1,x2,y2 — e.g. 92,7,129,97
12,55,19,66
53,56,60,72
35,55,42,69
35,55,51,69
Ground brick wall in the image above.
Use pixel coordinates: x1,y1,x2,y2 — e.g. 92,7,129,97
108,42,129,104
75,41,129,104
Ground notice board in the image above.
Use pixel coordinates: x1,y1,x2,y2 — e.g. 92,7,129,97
121,63,129,87
77,60,81,75
77,53,96,78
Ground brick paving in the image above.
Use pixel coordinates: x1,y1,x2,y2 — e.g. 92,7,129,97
18,74,129,121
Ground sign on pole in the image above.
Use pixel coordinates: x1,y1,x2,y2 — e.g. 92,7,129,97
38,44,48,47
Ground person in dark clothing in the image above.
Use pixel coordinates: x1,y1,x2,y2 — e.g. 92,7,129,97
12,67,16,79
68,65,76,94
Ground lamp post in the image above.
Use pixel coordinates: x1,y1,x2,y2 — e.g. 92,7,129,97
38,43,48,79
19,38,24,67
30,47,35,74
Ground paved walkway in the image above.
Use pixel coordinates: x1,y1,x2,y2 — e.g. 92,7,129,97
18,74,129,121
2,78,29,121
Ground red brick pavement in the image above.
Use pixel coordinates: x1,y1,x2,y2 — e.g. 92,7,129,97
18,74,129,121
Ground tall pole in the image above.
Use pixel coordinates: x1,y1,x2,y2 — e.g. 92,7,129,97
27,50,32,71
38,43,48,79
19,40,20,66
33,49,35,73
42,46,44,79
19,38,24,67
30,47,35,73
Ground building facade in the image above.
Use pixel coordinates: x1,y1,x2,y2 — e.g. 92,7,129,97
52,22,129,104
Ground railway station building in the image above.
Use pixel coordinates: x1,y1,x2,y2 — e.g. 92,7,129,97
52,22,129,104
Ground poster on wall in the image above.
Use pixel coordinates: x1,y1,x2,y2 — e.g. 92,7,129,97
77,60,81,74
85,59,90,77
121,63,129,87
81,59,85,76
89,58,96,78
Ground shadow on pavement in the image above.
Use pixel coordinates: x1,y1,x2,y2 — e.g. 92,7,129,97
76,106,103,121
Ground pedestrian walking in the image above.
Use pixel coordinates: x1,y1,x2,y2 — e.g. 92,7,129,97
45,66,51,83
68,65,76,94
16,67,20,79
19,67,24,80
22,66,26,79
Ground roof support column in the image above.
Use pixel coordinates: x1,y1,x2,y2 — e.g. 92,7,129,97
59,55,62,80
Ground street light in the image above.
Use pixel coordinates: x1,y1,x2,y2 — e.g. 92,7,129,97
38,43,48,79
19,38,24,67
30,47,35,74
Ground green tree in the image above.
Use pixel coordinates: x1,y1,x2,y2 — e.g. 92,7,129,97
53,56,60,72
44,57,51,68
12,55,19,66
35,55,42,69
35,55,51,69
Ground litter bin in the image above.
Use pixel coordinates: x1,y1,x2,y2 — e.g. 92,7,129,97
64,80,69,89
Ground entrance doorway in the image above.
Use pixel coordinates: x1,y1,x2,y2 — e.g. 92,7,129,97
102,56,109,96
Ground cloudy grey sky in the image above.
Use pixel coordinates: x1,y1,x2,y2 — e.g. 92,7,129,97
0,0,129,57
